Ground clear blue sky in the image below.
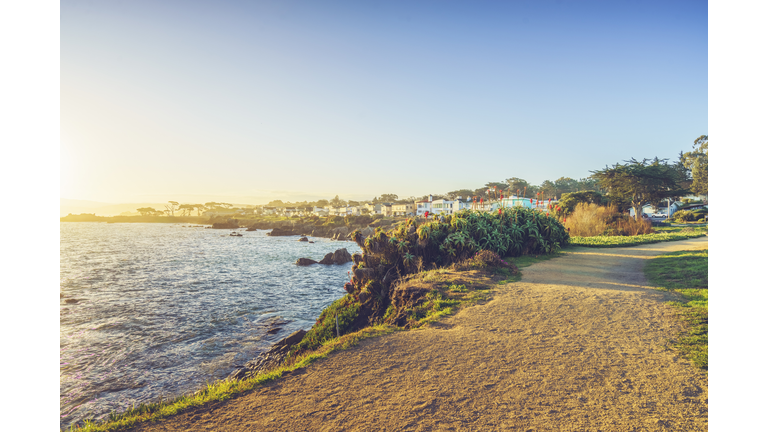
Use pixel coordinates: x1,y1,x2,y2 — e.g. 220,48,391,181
61,0,707,204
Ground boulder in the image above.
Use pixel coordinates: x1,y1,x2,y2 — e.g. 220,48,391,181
332,248,353,264
318,252,335,265
298,236,308,242
267,228,295,236
295,258,318,266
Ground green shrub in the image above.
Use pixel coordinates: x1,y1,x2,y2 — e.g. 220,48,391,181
555,191,605,217
673,210,695,222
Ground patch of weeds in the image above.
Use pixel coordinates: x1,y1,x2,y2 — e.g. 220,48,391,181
644,249,708,370
448,284,468,292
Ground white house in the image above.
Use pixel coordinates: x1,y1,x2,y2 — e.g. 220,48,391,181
312,207,329,216
451,197,473,213
392,202,415,216
416,195,433,215
380,203,393,217
364,203,382,215
430,198,454,215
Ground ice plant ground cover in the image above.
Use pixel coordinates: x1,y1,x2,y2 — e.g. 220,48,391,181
568,228,707,247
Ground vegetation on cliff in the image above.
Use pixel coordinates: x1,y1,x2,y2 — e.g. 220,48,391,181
289,207,568,354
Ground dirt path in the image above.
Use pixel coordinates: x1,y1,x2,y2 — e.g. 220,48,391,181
131,238,708,432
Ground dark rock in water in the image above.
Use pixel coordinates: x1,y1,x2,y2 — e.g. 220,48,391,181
295,258,318,266
316,248,353,265
267,327,281,334
65,299,79,304
332,248,352,264
298,236,308,242
227,330,307,381
212,219,239,229
308,241,314,244
267,228,295,236
318,252,335,265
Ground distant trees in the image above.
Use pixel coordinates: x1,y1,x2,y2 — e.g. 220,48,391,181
178,204,197,216
446,189,475,200
165,201,179,216
591,158,687,221
136,207,156,216
682,135,708,196
376,194,399,203
330,195,346,207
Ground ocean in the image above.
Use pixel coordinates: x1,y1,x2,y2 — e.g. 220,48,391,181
59,222,360,429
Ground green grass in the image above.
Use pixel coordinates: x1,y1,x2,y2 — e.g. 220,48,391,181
644,249,708,370
568,229,707,247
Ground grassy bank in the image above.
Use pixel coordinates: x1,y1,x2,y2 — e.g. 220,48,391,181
644,249,708,370
569,227,707,247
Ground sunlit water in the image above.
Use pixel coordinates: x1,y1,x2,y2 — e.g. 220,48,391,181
60,223,360,429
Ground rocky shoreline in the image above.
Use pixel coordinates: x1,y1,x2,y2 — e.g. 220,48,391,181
247,220,378,241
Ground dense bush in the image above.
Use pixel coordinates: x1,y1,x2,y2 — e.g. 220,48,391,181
291,208,568,354
555,191,605,217
673,210,696,222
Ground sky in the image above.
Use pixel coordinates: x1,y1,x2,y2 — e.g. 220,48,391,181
61,0,708,205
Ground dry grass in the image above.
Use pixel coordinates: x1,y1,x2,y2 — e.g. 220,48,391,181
564,203,653,237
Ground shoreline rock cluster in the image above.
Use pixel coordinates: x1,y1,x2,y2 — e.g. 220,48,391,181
295,248,353,266
248,221,376,241
227,329,306,381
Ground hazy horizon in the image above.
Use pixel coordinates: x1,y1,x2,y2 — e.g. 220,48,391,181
62,0,707,204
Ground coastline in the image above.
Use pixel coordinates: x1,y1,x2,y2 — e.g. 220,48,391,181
59,214,402,241
98,238,708,432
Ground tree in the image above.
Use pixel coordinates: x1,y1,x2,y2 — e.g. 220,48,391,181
330,195,346,207
315,199,329,207
165,201,179,217
266,200,285,207
682,135,708,197
446,189,475,200
554,177,579,195
178,204,196,216
577,177,600,192
378,194,399,203
505,177,529,195
136,207,156,216
591,158,688,221
539,180,556,198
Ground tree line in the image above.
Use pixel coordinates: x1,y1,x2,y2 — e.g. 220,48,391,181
141,135,707,221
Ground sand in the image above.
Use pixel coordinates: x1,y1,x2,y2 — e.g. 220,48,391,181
129,237,708,432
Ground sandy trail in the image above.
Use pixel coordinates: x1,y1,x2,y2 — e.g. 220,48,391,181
131,238,708,432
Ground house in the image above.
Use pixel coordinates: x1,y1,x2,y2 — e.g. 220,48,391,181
364,203,382,215
416,195,433,215
380,203,393,217
499,197,534,209
451,197,473,213
430,198,454,215
392,202,415,216
261,206,277,215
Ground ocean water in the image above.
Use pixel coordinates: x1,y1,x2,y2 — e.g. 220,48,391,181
59,222,360,429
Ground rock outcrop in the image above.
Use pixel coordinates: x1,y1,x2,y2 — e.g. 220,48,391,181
297,248,353,266
227,329,307,381
295,258,318,266
211,218,239,229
